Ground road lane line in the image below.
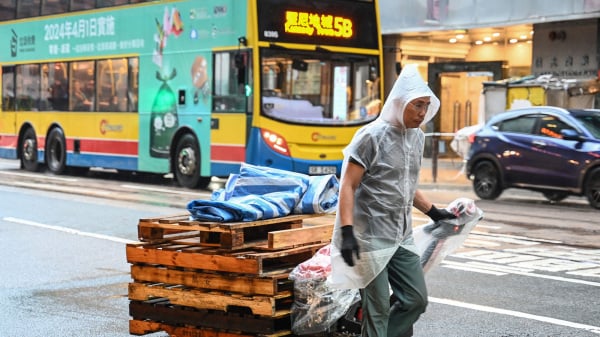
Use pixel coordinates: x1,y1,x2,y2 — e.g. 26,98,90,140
442,264,507,275
429,297,600,334
476,224,501,229
469,233,540,246
463,238,501,247
3,217,137,244
442,260,600,286
443,260,534,273
470,231,563,244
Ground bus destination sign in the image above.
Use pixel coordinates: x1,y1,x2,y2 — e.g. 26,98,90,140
257,0,378,49
284,11,353,39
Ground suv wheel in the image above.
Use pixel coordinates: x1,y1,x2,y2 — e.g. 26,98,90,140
472,161,502,200
584,168,600,209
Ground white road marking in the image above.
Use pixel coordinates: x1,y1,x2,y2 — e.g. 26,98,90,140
463,238,501,247
476,224,501,229
470,230,563,244
443,259,534,274
469,233,540,246
442,264,506,275
442,260,600,286
429,297,600,334
3,217,137,244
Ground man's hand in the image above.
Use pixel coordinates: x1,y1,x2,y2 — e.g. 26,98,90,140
341,225,360,267
426,205,457,222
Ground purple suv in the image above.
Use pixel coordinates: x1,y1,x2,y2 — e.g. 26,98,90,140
465,106,600,209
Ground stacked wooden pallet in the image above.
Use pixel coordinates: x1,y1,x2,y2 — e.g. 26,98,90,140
126,213,334,337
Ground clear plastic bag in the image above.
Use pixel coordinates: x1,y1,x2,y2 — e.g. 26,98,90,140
414,198,484,273
289,198,483,334
289,245,360,335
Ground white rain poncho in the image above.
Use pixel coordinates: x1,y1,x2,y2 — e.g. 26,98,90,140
329,64,440,289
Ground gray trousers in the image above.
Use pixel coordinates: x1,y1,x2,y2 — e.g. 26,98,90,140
360,246,428,337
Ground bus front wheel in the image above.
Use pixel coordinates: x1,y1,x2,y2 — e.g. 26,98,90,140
173,134,210,189
20,128,39,172
46,128,67,175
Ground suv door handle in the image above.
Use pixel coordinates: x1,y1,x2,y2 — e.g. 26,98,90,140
532,140,547,147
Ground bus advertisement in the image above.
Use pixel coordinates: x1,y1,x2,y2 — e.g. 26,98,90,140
0,0,383,188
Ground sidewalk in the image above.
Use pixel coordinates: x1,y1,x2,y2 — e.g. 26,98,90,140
418,157,471,190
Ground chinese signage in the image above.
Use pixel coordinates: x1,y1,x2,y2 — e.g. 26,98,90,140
532,20,598,79
284,11,353,38
257,0,378,49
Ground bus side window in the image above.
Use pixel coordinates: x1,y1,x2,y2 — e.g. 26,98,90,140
128,58,139,112
97,58,128,112
16,64,41,111
45,62,68,111
213,51,249,113
70,61,95,112
2,66,15,111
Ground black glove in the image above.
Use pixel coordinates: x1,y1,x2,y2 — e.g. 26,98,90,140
425,205,457,222
341,225,360,267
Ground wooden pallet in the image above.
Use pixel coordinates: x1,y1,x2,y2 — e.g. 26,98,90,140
128,282,292,317
129,300,291,334
126,241,327,275
128,213,334,336
137,214,332,250
130,265,293,296
129,318,292,337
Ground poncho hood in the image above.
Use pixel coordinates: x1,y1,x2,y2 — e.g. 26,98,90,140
379,64,440,128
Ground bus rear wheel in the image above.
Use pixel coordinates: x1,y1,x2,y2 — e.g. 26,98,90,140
20,128,39,172
46,128,67,175
173,134,210,189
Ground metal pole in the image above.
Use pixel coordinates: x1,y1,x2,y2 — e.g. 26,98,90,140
432,134,438,183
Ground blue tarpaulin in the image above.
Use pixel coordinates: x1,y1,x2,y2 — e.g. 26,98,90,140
187,164,339,222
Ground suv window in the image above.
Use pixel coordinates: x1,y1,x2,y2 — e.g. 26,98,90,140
535,115,572,139
497,115,537,134
575,113,600,139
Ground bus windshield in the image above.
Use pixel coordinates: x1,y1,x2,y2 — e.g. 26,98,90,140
260,49,381,126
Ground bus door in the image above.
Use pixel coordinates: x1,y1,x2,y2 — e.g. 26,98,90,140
1,66,18,158
210,50,252,177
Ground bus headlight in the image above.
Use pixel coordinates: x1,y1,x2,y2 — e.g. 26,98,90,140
261,128,290,156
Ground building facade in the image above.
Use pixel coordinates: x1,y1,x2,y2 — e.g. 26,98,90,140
380,0,600,156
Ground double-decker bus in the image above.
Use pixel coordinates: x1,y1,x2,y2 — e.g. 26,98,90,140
0,0,383,188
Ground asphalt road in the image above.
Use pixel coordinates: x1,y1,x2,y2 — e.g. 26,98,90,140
0,158,599,337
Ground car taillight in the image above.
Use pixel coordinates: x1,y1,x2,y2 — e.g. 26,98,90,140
261,128,290,156
468,133,476,144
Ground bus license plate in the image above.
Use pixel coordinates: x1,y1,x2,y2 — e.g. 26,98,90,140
308,166,337,175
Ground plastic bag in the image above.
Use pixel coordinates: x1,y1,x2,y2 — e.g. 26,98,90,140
289,198,483,334
289,245,360,335
414,198,484,273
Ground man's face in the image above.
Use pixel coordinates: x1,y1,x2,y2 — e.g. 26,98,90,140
403,96,431,128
